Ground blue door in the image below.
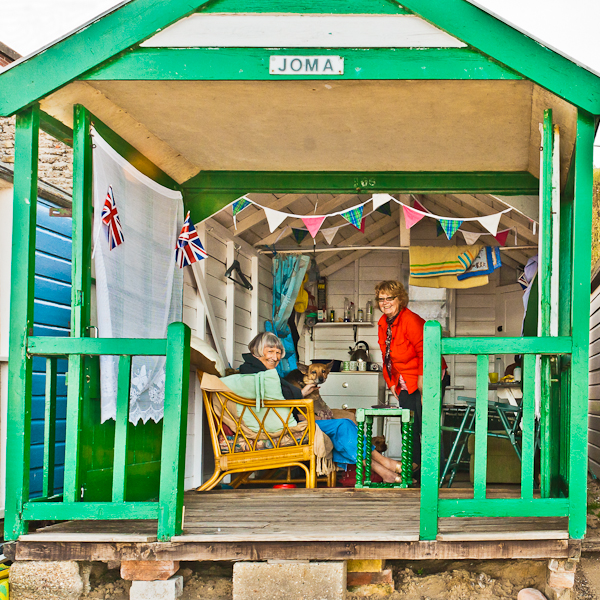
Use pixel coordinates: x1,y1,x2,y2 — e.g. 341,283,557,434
30,199,72,497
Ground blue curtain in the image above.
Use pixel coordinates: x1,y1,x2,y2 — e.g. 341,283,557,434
266,255,310,376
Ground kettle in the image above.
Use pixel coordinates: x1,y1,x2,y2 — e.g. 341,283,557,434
349,341,370,362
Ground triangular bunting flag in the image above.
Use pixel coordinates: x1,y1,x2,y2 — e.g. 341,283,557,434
302,216,327,238
232,196,252,229
359,217,366,234
264,207,288,233
478,213,502,236
341,205,364,229
440,218,463,240
494,228,511,246
321,226,341,245
292,228,309,245
461,230,482,246
402,205,425,229
372,194,394,211
436,220,445,237
376,203,392,217
175,211,207,268
413,199,430,214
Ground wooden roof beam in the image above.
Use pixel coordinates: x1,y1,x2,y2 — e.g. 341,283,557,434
321,226,399,277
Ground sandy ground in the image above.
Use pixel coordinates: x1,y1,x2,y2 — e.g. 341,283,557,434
80,477,600,599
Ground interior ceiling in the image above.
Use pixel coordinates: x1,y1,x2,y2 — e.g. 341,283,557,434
41,79,577,182
209,192,537,273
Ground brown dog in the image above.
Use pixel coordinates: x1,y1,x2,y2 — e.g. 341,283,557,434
284,361,335,418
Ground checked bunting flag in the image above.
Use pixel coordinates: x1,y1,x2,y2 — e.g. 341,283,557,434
439,218,463,240
101,186,125,250
175,211,207,268
341,205,364,230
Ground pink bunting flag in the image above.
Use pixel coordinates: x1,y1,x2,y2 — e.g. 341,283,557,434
494,228,511,246
402,205,425,229
302,216,326,238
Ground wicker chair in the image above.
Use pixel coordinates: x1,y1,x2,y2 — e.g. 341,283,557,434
197,372,335,491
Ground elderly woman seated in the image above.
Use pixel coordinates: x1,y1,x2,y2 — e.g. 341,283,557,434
240,332,404,483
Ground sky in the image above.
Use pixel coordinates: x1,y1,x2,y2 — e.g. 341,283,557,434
1,0,600,162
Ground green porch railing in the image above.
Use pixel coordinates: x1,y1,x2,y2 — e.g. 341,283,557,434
7,321,190,542
420,321,576,540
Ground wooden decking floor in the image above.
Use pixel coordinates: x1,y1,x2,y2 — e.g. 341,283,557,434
22,488,568,544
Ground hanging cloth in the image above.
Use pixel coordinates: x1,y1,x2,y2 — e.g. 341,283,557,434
92,128,184,424
267,255,310,376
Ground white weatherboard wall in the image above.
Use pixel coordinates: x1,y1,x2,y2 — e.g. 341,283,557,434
589,286,600,478
183,219,273,489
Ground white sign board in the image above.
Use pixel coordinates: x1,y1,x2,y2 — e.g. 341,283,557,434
269,56,344,75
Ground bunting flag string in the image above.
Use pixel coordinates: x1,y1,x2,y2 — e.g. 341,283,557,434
226,193,529,247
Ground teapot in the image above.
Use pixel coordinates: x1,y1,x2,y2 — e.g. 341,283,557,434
349,340,370,362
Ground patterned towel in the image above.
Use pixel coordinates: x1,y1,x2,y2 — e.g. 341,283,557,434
409,244,483,278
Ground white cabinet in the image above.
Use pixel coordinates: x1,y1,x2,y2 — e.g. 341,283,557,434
319,372,384,410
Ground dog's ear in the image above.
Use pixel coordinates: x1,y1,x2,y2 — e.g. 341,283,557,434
297,363,309,374
324,360,335,374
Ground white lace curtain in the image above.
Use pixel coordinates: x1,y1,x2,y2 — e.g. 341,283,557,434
91,128,184,424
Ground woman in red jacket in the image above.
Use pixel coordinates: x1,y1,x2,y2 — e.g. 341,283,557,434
376,280,447,469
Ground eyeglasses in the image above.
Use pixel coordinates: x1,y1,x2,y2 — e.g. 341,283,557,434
377,296,397,304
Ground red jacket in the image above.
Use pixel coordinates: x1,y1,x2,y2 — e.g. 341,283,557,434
377,308,447,394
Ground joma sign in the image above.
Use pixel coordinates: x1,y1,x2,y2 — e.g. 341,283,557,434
269,56,344,75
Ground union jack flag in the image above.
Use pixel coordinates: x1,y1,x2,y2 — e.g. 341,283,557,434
101,186,124,250
175,211,207,268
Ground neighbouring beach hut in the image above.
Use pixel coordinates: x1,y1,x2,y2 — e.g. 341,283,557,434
0,0,598,596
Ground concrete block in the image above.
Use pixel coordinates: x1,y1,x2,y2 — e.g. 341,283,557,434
130,575,183,600
347,560,385,573
10,561,83,600
233,561,346,600
544,587,572,600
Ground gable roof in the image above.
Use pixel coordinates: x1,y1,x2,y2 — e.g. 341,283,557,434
1,0,599,116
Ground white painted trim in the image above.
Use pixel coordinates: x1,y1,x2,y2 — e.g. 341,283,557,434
550,125,560,337
190,262,229,367
195,223,207,340
226,241,236,367
0,362,8,514
251,256,259,338
141,14,467,49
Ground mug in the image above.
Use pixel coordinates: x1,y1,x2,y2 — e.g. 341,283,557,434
357,360,367,371
489,372,499,384
349,361,358,371
342,361,350,371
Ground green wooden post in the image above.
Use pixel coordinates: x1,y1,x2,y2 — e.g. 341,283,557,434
539,109,554,498
63,104,93,503
112,355,132,503
420,320,442,540
568,110,595,539
158,322,191,541
365,418,373,486
356,409,365,488
473,355,489,500
521,354,536,500
42,357,58,498
5,105,40,541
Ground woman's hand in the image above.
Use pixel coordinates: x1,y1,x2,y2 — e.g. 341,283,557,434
390,385,398,399
301,383,317,397
417,375,423,394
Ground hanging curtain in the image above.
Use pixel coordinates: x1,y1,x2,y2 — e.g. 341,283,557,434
266,255,310,376
92,128,184,424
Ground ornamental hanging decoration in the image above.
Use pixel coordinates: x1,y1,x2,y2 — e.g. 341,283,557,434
175,211,207,268
225,194,529,247
232,196,252,229
340,205,364,230
101,185,125,250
